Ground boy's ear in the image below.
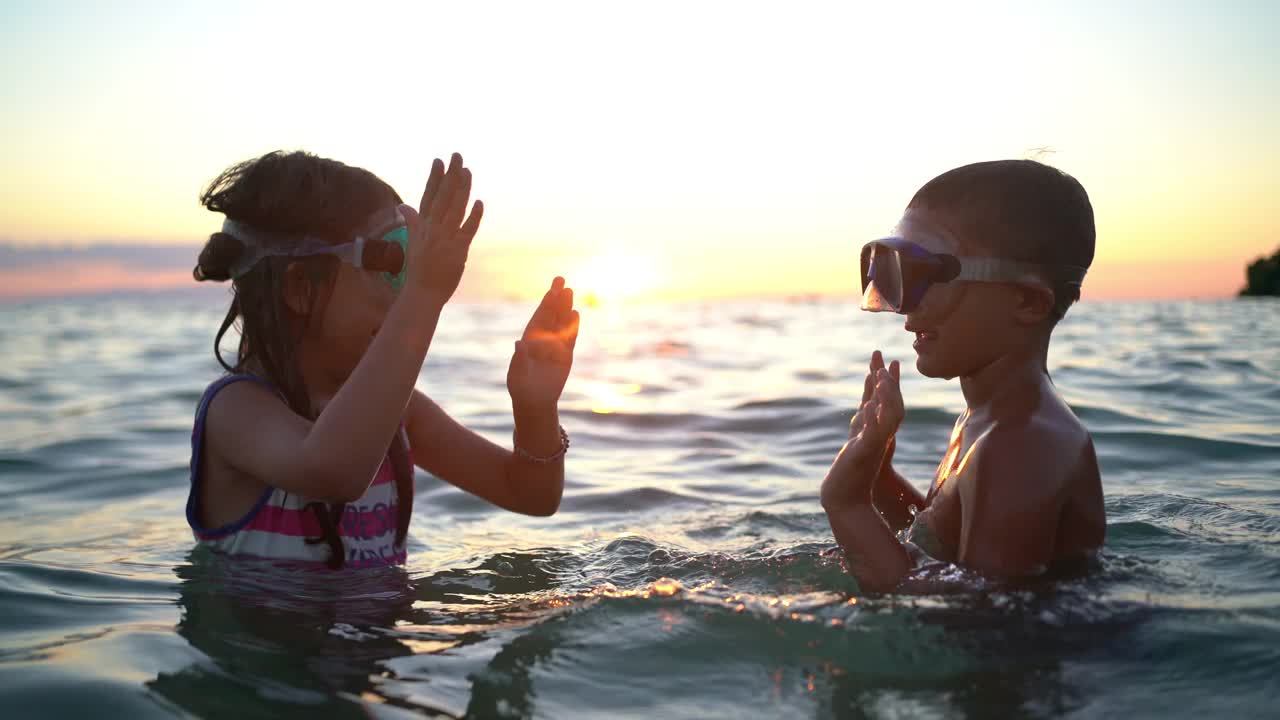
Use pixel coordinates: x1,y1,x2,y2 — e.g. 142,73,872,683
1012,283,1055,325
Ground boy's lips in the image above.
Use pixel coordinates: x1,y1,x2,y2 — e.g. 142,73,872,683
905,323,938,351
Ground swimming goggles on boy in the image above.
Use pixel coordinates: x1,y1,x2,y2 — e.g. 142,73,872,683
860,238,1088,314
222,207,411,291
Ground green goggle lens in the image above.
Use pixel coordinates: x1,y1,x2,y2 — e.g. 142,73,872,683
380,226,409,291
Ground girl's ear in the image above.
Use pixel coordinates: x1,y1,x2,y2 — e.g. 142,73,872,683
282,260,314,316
1012,283,1055,325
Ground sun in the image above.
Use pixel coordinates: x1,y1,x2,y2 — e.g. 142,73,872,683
573,251,658,305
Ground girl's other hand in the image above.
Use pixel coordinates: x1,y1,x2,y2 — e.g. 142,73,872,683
507,277,580,414
399,153,484,306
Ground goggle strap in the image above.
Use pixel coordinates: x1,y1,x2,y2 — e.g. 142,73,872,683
351,236,366,270
954,257,1088,286
221,213,405,279
223,219,331,279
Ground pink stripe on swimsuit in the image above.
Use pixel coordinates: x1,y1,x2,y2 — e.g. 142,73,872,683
186,374,408,568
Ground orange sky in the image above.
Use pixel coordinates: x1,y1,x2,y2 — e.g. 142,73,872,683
1,2,1276,302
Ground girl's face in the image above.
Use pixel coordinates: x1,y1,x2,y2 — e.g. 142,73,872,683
305,260,398,379
898,210,1025,380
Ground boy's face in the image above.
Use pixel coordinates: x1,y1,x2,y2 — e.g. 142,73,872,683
897,210,1024,380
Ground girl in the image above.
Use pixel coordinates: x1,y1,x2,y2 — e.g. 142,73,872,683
188,151,579,569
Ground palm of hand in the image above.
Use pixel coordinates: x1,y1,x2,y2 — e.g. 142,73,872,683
850,359,904,463
507,277,580,412
824,351,905,505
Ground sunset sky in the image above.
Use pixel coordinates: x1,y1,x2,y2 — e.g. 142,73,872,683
2,0,1277,301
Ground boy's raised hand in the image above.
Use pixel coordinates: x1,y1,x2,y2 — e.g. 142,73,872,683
823,350,904,507
399,152,484,306
507,277,580,414
850,351,904,448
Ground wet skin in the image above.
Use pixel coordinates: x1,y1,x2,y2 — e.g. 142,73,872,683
821,209,1105,592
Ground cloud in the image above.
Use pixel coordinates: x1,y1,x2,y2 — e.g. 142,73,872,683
0,243,197,299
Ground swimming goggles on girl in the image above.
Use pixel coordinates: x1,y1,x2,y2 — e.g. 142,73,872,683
222,207,410,291
860,238,1087,314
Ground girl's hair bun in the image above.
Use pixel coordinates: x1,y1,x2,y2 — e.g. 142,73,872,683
193,232,245,282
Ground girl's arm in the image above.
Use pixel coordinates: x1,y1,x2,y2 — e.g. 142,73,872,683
871,439,928,532
206,155,482,503
406,278,580,516
405,391,564,516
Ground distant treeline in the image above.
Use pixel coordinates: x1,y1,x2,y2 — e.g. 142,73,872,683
1241,247,1280,297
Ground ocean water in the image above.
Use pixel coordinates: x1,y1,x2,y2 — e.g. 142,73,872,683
1,292,1277,719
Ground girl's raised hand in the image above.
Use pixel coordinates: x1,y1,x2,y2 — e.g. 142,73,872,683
399,153,484,306
507,277,580,414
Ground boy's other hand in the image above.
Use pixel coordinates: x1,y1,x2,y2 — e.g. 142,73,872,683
855,350,904,446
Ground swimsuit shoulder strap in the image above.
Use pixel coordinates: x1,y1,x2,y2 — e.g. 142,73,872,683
186,374,283,536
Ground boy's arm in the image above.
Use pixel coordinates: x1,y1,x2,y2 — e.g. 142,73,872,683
871,438,927,532
824,469,914,593
955,425,1066,577
822,352,915,592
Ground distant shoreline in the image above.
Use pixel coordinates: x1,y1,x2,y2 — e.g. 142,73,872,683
1240,248,1280,296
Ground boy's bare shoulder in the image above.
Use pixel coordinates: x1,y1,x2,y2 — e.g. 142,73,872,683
964,406,1094,505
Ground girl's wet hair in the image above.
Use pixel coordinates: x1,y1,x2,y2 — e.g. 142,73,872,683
194,150,413,569
907,159,1096,321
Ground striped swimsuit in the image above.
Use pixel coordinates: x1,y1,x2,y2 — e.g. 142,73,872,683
186,374,408,568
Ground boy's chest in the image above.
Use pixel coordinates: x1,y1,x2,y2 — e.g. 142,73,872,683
910,474,963,562
907,419,983,562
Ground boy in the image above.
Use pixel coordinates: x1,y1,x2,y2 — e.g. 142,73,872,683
821,160,1105,592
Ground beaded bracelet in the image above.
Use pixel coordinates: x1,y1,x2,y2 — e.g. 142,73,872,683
513,425,570,464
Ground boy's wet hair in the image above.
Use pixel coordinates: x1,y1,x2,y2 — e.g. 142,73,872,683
193,150,413,569
907,159,1095,320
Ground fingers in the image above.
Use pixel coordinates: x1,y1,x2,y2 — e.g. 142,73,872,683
525,278,560,333
862,398,880,435
419,153,483,247
872,368,905,429
557,284,574,322
863,350,886,406
526,277,573,333
419,158,445,218
442,168,472,230
562,309,581,351
429,153,464,226
459,200,484,243
520,294,580,365
889,359,900,383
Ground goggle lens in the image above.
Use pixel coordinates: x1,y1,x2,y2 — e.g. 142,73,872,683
861,243,905,313
378,226,409,291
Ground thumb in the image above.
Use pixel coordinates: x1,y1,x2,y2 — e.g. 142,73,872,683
509,341,529,375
